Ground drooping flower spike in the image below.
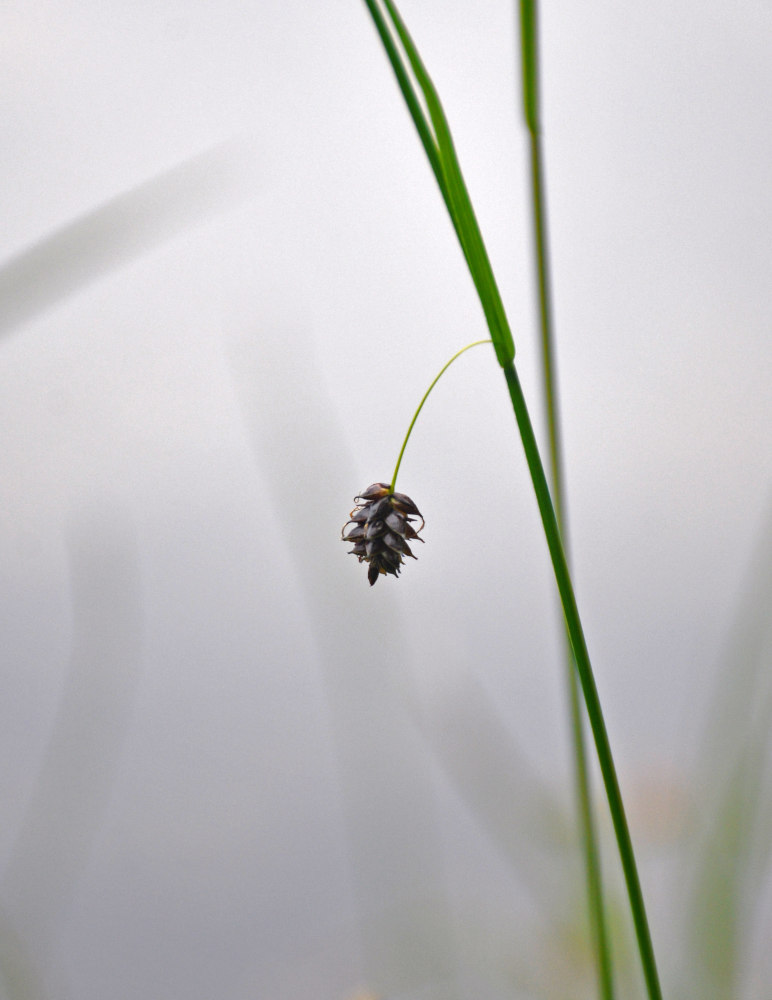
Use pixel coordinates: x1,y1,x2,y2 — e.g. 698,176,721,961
342,483,424,586
342,341,490,586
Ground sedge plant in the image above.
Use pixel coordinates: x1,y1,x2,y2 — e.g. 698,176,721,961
352,2,664,999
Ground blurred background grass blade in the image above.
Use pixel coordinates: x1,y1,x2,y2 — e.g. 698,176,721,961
0,905,45,1000
0,142,255,338
688,748,765,999
517,1,613,997
229,329,464,1000
680,500,772,998
1,506,142,996
425,674,575,902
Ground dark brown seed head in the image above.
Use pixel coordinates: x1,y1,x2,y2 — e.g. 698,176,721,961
342,483,424,585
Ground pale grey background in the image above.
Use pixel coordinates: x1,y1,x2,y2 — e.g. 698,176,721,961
1,1,771,998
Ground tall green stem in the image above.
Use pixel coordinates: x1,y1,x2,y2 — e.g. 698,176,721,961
503,362,663,1000
519,2,613,996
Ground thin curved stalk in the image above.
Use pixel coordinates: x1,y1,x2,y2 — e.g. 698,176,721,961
390,339,491,491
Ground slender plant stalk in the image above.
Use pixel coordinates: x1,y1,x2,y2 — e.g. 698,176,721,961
518,3,614,997
361,3,663,998
390,339,491,492
503,364,662,1000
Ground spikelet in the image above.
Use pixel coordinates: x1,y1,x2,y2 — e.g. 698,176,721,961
342,483,424,585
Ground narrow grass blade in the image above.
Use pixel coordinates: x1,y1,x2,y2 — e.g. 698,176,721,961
231,331,463,998
361,0,446,200
363,0,514,368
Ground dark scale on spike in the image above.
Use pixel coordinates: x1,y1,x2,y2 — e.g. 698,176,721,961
342,482,424,585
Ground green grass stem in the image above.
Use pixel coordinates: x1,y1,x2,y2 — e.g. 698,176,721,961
390,339,491,493
503,363,662,1000
518,2,614,997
